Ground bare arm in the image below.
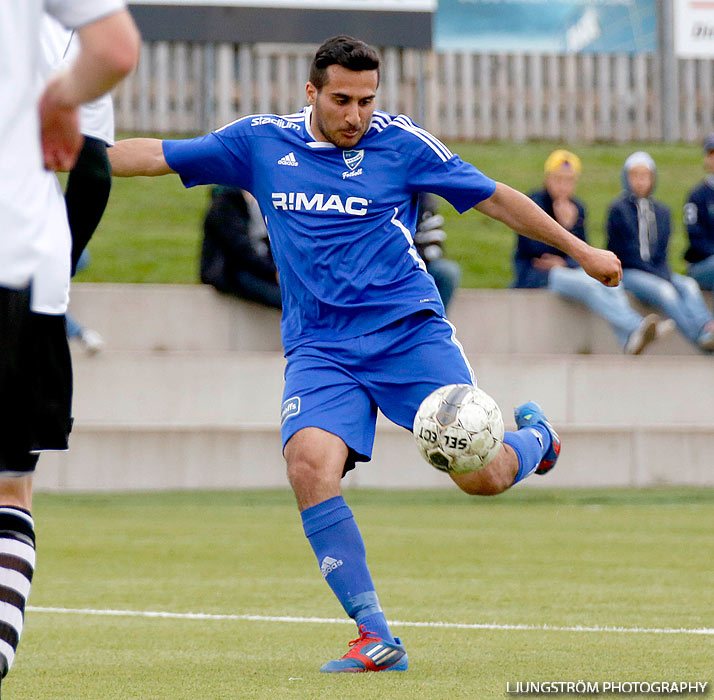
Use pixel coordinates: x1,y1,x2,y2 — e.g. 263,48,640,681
40,9,140,171
475,182,622,286
108,138,175,177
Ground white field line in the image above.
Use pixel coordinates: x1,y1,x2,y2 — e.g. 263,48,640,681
26,606,714,636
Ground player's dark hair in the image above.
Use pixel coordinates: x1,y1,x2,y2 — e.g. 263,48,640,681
309,36,380,90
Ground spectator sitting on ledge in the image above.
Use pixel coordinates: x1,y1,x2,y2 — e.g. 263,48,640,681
201,186,281,310
683,132,714,298
512,149,670,355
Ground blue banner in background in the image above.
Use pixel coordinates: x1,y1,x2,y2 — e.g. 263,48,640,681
435,0,657,53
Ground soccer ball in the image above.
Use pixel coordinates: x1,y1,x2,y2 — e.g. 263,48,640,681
413,384,504,475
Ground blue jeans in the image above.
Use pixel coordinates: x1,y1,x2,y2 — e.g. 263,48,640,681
688,254,714,291
427,258,461,312
221,270,282,310
548,266,644,349
622,269,714,345
65,249,91,339
65,314,83,339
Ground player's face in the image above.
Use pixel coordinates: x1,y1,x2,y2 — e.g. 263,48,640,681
627,165,654,198
307,65,378,149
545,166,578,200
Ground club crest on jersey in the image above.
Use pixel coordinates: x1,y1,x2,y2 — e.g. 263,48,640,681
343,149,364,171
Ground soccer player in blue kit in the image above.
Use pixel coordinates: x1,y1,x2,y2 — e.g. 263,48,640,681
109,36,622,673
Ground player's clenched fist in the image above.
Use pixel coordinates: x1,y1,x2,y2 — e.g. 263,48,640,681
580,247,623,287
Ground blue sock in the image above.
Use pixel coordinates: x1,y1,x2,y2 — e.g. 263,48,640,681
504,425,552,485
301,496,394,643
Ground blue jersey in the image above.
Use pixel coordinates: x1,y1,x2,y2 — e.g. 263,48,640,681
163,107,496,351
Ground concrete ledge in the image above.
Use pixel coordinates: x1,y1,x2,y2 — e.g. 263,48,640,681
69,283,282,352
447,289,706,356
69,284,713,356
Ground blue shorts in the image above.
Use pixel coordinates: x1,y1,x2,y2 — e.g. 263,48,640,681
281,311,474,471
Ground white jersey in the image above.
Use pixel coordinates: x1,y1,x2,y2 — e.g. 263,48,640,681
31,175,72,315
0,0,124,291
40,15,115,146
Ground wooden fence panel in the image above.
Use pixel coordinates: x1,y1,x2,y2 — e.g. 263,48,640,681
527,53,543,140
614,54,629,143
512,53,526,143
383,48,400,117
495,54,509,141
595,53,609,141
173,43,189,132
425,50,439,135
633,53,648,140
477,54,493,140
545,54,560,141
563,54,577,143
215,43,234,128
580,54,595,142
681,59,697,143
442,51,458,140
460,52,476,141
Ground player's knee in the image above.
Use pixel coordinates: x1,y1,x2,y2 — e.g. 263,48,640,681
286,452,318,487
284,428,348,492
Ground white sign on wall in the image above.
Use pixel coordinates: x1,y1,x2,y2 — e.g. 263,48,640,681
129,0,436,10
674,0,714,57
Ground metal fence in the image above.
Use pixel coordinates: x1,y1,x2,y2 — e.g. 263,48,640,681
114,41,714,143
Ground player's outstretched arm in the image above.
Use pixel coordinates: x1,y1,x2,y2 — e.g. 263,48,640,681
474,182,622,287
108,138,175,177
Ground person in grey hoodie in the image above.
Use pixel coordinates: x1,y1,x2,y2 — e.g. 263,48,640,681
606,151,714,352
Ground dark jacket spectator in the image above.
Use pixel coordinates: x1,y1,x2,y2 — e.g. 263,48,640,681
513,188,585,289
201,186,281,309
683,133,714,293
684,177,714,264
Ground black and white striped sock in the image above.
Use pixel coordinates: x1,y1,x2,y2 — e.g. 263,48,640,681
0,507,35,678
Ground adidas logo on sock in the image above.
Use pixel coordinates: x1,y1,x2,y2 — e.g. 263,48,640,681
278,152,299,167
320,556,343,578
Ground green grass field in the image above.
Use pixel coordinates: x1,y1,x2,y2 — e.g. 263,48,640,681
76,140,707,288
11,488,713,699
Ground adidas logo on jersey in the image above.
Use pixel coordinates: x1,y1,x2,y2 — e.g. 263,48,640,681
320,556,343,578
278,152,299,167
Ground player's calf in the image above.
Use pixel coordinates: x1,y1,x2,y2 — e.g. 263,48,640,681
450,444,519,495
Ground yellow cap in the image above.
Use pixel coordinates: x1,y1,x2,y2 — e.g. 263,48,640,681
544,149,582,176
